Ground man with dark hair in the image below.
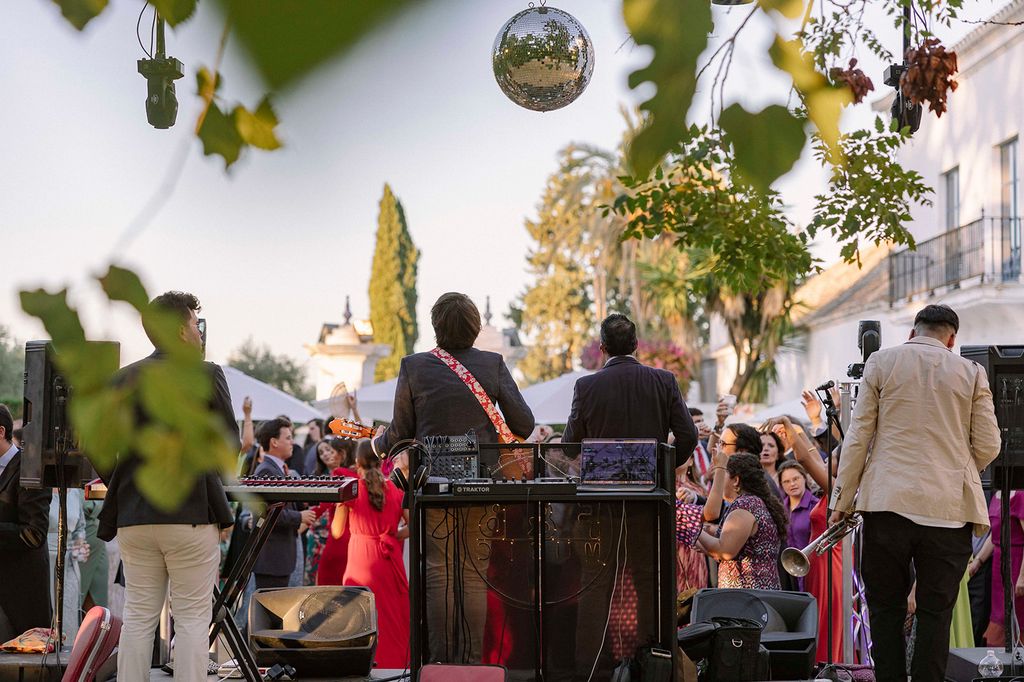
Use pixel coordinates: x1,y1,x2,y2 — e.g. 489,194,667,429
831,303,1000,681
564,313,697,462
564,313,698,675
372,292,533,456
0,404,52,642
688,407,713,483
252,417,314,589
371,292,534,666
98,291,238,682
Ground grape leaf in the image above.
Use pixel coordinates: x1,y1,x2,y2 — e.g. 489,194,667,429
233,98,282,151
623,0,713,179
720,104,806,192
197,101,244,168
212,0,416,90
149,0,198,27
50,0,108,30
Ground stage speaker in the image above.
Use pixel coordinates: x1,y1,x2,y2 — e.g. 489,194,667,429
690,588,817,680
249,586,377,678
20,340,117,488
961,345,1024,489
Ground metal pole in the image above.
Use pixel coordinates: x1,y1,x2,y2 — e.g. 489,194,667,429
838,381,857,663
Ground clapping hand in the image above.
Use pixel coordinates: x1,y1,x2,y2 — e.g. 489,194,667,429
761,416,796,451
800,390,821,425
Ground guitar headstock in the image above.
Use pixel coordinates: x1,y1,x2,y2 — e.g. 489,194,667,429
329,418,374,440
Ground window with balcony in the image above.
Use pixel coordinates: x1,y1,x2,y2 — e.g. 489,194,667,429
1001,138,1021,281
1002,138,1019,219
944,166,960,231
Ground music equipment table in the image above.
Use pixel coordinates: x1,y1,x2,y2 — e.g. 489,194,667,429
212,476,359,682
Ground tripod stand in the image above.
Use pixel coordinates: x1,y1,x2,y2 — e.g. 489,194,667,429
814,383,847,681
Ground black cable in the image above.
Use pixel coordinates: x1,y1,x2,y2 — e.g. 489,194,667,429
135,0,153,58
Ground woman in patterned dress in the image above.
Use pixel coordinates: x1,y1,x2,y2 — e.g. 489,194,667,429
696,452,786,589
676,455,710,594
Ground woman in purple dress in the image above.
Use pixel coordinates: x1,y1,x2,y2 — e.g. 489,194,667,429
778,460,819,591
697,452,786,589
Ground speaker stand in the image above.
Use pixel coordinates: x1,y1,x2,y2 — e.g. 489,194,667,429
209,502,285,682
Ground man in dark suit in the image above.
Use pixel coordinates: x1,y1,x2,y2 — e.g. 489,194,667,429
564,313,698,678
564,313,697,463
252,417,314,589
98,291,238,682
0,404,52,642
372,292,535,666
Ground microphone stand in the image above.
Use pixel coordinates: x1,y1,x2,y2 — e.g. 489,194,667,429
815,385,846,681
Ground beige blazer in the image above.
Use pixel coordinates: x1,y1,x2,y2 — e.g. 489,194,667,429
830,335,1001,535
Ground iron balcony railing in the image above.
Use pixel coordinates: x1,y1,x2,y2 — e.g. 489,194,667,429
888,217,1022,302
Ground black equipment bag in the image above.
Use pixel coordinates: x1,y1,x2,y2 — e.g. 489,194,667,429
704,617,764,682
634,645,674,682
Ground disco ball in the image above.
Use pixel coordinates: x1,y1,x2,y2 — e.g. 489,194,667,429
492,4,595,112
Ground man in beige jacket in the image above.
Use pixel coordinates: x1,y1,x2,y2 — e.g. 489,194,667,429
830,304,1001,682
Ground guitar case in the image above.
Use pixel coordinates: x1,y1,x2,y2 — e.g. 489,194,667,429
61,606,121,682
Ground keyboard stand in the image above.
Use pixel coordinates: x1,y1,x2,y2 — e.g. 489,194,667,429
209,502,284,682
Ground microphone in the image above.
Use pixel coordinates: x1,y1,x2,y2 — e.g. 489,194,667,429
816,380,835,392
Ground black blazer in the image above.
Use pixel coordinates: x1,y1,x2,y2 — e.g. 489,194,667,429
251,457,303,577
374,348,535,455
0,449,53,638
563,355,698,467
98,351,238,541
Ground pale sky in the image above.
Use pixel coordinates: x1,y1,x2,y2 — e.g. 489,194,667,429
1,0,999,377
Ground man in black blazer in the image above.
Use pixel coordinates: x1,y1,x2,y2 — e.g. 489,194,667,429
252,417,314,588
564,314,697,464
564,314,698,678
98,291,238,682
372,292,535,666
0,404,52,642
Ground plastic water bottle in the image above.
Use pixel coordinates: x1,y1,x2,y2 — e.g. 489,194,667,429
979,649,1004,677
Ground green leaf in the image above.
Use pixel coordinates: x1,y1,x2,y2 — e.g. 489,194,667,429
50,0,108,30
19,289,87,345
769,36,851,163
719,104,806,192
233,98,282,151
212,0,416,89
623,0,712,178
197,101,245,168
99,265,150,311
150,0,198,26
69,387,133,467
195,66,222,103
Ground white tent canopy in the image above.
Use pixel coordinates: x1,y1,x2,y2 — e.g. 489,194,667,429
311,378,398,423
222,366,325,423
520,369,594,424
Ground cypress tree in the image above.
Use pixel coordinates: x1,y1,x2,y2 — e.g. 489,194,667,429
369,183,419,381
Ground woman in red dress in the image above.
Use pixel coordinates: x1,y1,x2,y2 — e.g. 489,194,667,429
332,440,410,669
311,438,357,585
764,416,843,665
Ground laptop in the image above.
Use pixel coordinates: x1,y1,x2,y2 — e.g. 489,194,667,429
577,438,659,492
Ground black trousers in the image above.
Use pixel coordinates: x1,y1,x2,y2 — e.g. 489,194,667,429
860,512,972,682
254,573,289,589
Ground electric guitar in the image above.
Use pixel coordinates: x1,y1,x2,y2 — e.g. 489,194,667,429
328,418,375,440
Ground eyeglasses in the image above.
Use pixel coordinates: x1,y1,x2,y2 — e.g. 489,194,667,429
720,440,737,447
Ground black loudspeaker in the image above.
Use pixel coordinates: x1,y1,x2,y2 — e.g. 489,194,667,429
690,588,817,680
249,586,377,678
961,345,1024,489
20,340,118,488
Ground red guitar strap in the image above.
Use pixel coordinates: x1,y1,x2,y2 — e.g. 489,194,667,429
430,347,517,444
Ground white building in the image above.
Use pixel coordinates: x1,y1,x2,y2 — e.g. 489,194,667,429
715,2,1024,405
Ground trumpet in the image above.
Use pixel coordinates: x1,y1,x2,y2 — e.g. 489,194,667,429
781,513,862,577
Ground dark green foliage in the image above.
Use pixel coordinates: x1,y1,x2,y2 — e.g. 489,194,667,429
369,184,419,382
227,338,314,402
0,327,25,414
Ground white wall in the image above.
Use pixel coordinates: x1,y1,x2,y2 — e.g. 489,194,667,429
899,21,1024,238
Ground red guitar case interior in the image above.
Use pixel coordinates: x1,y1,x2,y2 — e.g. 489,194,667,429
62,606,121,682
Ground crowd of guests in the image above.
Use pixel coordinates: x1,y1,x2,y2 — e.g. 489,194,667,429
671,392,859,663
674,387,1011,665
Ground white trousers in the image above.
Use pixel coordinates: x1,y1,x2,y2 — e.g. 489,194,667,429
117,524,219,682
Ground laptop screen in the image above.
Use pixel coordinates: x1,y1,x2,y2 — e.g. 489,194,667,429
579,439,658,486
